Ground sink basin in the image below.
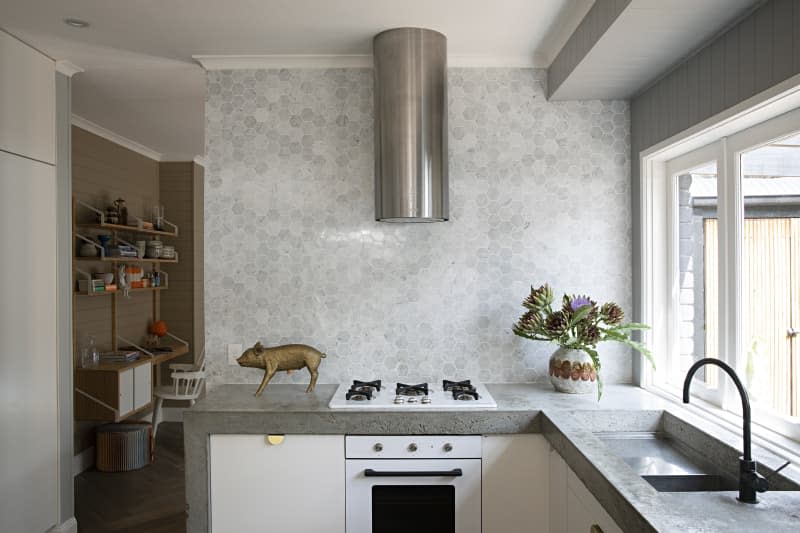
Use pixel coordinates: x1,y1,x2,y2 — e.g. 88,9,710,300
642,474,737,492
596,431,738,492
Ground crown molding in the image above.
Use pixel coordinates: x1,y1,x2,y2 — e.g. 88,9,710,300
193,53,545,70
193,155,207,167
193,54,372,70
160,153,205,163
55,60,84,77
71,114,163,161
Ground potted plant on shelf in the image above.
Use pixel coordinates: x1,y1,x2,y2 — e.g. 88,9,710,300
512,283,654,399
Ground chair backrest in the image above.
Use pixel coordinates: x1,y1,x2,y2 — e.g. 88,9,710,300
170,368,205,399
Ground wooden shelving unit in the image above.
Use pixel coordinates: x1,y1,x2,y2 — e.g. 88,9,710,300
72,196,189,422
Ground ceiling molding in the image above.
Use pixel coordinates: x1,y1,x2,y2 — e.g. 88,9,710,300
71,114,163,161
160,153,205,163
193,54,373,70
194,53,545,70
55,60,84,77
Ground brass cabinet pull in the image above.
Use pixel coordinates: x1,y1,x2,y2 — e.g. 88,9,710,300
266,435,285,446
590,525,604,533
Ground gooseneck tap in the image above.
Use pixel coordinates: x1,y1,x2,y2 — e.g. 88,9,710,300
683,358,767,503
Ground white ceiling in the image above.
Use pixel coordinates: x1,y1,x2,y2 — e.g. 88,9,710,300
0,0,593,159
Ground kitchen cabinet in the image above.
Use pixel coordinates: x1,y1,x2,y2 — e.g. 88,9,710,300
482,434,551,533
0,30,55,163
209,434,345,533
549,448,622,533
0,150,58,533
74,360,153,421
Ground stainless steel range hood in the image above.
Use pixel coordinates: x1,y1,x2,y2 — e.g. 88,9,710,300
373,28,448,222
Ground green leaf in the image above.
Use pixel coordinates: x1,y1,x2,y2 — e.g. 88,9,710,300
568,305,592,328
613,322,651,331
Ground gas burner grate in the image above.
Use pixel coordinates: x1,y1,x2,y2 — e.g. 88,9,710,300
396,382,429,396
452,389,480,401
345,379,382,401
442,379,473,392
353,379,382,391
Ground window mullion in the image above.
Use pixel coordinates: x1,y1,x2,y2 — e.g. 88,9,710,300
717,137,743,412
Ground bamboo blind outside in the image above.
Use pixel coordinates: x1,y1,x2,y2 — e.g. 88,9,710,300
704,217,799,417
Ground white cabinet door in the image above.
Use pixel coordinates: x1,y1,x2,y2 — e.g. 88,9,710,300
210,434,345,533
550,447,622,533
0,152,58,532
118,368,134,416
483,434,550,533
0,31,55,163
133,362,152,410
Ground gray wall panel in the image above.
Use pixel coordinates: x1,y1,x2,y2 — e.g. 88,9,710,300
724,26,740,108
739,15,756,99
754,1,774,93
773,0,794,82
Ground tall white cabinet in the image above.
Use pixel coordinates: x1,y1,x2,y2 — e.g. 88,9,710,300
0,29,58,533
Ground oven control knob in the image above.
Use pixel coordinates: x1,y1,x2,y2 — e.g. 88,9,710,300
443,443,453,452
408,443,418,452
373,443,383,452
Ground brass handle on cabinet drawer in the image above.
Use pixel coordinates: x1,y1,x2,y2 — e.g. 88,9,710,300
266,435,285,446
590,525,604,533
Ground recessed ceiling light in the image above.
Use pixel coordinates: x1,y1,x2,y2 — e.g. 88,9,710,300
64,18,89,28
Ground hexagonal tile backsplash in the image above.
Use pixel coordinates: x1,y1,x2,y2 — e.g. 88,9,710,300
204,68,632,389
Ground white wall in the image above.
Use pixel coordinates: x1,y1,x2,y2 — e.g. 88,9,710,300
0,29,63,533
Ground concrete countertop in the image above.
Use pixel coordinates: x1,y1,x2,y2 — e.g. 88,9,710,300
184,383,800,533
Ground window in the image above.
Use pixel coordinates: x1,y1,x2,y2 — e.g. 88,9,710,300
644,107,800,441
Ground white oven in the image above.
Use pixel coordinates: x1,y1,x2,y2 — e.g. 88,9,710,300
345,436,482,533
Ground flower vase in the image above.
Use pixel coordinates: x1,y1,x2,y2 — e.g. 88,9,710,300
548,347,596,394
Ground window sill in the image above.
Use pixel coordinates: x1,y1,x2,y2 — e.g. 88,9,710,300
645,383,800,482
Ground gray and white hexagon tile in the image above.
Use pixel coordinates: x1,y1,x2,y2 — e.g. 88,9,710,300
204,68,632,390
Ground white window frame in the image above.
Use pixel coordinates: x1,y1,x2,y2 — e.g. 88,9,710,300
638,74,800,443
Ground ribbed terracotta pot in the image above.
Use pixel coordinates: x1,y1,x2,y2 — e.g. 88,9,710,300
548,347,597,394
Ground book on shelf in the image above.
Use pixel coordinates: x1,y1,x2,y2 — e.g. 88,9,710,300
98,350,140,363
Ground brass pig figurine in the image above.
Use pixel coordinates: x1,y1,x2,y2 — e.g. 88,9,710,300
237,342,326,396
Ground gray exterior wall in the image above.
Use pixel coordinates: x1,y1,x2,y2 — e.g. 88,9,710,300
630,0,800,381
548,0,631,98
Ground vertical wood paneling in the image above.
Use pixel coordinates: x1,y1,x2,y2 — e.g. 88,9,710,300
724,25,740,109
709,39,725,116
738,15,756,100
686,54,699,127
772,0,794,83
674,64,689,135
696,46,712,122
754,1,775,93
632,0,800,155
795,0,800,73
791,219,800,416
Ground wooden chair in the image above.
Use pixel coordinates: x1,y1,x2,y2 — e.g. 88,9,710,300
152,351,205,437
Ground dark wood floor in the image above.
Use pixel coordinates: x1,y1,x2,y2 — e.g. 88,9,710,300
75,422,186,533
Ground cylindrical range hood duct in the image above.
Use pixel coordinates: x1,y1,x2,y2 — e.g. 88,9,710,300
373,28,448,222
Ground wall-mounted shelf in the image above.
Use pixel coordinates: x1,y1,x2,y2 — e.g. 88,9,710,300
74,256,179,264
74,286,168,297
75,221,178,238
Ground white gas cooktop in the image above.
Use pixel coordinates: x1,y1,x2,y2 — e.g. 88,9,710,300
328,379,497,410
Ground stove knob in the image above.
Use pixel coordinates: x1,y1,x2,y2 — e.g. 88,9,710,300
373,443,383,452
443,443,453,452
408,443,418,452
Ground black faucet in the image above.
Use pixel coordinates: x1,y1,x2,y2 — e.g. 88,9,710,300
682,358,768,503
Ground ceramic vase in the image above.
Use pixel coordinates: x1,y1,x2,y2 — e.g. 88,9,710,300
548,347,597,394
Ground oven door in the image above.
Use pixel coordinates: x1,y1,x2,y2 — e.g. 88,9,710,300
346,459,481,533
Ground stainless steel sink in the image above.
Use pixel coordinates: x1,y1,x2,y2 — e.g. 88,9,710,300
596,431,739,492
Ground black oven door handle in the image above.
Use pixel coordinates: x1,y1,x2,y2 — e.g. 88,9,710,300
364,468,463,477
